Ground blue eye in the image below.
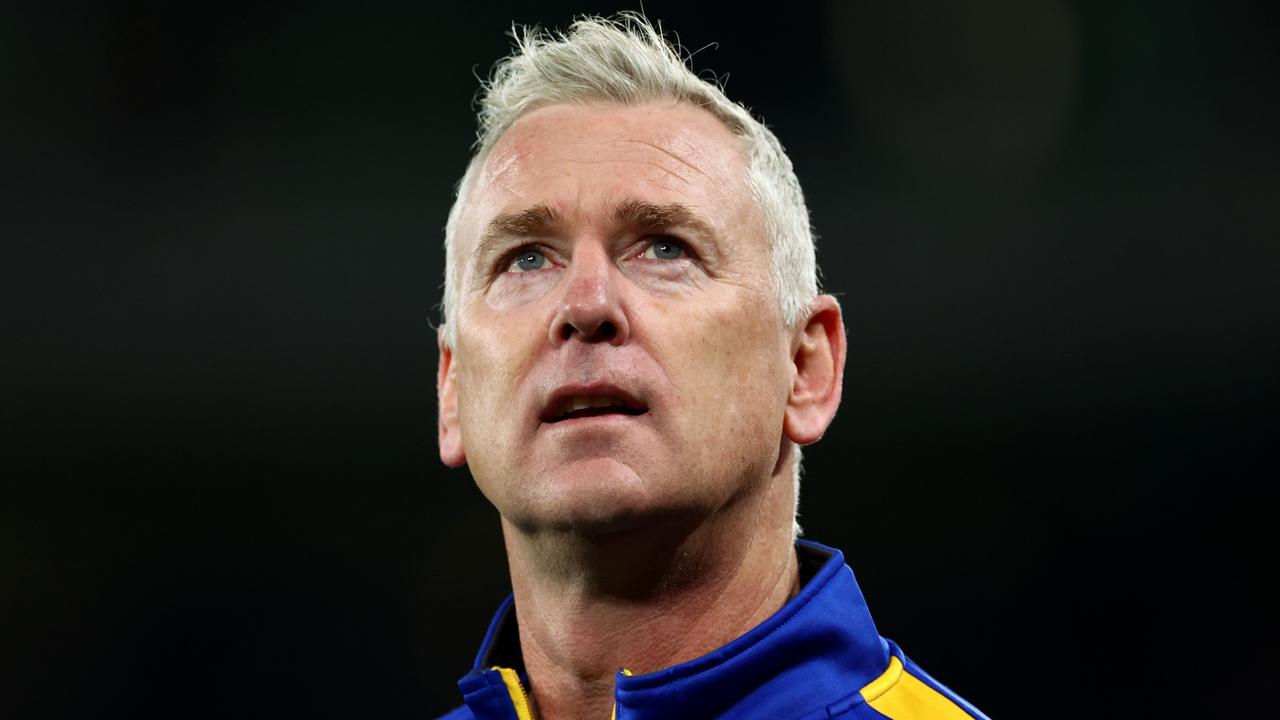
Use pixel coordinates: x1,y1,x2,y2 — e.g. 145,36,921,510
510,250,547,272
642,240,684,260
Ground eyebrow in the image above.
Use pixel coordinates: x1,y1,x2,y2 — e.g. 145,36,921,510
612,199,716,242
482,203,562,244
470,204,563,277
470,199,719,278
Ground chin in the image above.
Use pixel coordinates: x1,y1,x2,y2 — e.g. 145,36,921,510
508,456,678,536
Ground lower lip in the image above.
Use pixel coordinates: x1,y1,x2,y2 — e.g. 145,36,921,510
542,412,647,429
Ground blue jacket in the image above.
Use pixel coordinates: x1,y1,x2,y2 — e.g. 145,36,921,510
440,540,988,720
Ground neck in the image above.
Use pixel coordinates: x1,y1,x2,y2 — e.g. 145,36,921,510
500,460,800,720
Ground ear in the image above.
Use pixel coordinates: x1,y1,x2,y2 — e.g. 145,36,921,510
437,331,467,467
783,295,847,445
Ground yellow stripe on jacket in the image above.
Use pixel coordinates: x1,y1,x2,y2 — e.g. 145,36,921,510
860,656,974,719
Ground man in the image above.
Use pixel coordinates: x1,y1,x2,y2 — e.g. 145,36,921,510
435,14,988,720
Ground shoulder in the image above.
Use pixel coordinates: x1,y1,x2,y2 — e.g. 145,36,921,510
834,641,988,720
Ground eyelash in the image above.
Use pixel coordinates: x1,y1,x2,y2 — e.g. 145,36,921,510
500,245,555,274
634,236,691,261
498,236,694,275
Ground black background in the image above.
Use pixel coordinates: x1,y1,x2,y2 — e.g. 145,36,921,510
4,2,1277,717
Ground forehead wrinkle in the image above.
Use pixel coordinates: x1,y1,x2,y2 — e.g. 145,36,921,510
552,155,696,192
556,136,729,190
614,137,725,187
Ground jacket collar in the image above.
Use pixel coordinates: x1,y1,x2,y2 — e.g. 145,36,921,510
457,539,890,720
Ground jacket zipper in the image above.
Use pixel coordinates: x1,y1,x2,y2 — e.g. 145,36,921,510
493,666,535,720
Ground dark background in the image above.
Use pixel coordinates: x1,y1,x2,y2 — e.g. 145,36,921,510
4,2,1277,717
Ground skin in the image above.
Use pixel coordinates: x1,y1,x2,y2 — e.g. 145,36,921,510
438,101,846,719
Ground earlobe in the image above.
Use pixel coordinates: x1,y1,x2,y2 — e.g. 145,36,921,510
783,296,847,445
437,335,467,468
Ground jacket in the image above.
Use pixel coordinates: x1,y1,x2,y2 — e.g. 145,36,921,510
440,539,989,719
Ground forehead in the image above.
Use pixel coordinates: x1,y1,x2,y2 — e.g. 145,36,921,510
459,102,757,251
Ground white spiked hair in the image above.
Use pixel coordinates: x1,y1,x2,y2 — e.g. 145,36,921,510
440,12,819,348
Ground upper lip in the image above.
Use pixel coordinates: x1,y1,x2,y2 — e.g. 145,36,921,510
539,383,649,423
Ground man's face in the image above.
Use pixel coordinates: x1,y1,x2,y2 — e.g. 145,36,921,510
440,102,795,535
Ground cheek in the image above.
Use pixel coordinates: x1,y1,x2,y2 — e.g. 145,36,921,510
452,332,532,497
655,294,789,430
454,318,539,429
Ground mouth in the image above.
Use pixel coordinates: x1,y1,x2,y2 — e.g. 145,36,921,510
540,388,649,424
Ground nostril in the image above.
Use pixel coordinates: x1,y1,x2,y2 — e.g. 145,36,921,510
559,320,618,342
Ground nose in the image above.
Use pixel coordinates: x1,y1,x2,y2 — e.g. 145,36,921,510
549,247,630,347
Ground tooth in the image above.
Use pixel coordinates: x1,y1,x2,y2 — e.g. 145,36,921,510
570,396,590,413
591,395,612,409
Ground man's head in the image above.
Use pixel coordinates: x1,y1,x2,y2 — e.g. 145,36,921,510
437,14,844,538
